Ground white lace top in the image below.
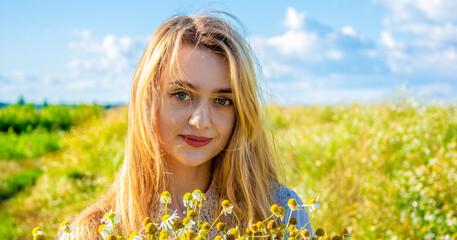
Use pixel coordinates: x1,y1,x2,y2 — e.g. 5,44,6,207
148,182,313,239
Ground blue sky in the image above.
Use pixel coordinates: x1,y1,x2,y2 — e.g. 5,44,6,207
1,0,456,105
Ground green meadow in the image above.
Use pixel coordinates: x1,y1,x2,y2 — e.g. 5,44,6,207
0,101,456,239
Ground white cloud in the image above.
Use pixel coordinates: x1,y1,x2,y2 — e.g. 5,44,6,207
283,7,306,31
378,0,457,76
379,0,457,22
268,30,318,56
380,30,403,49
341,26,357,37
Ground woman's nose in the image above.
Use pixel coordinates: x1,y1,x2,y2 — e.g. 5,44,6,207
189,100,212,130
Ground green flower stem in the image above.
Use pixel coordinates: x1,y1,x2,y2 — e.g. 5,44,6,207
233,211,240,228
165,203,168,215
285,209,293,230
110,216,125,239
172,227,180,240
198,205,202,229
208,212,223,231
263,214,275,222
293,212,315,240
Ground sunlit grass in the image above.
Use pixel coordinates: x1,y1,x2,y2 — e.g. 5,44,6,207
1,101,456,239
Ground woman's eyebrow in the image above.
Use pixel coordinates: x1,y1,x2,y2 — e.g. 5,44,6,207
169,80,232,94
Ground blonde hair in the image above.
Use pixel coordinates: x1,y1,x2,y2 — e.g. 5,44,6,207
68,11,283,239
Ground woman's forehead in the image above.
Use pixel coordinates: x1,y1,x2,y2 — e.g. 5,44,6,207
161,44,231,90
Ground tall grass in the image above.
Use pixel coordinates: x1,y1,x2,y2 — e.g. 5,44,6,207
1,102,456,239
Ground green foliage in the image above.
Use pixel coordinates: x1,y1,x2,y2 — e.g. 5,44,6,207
0,169,43,201
272,102,457,239
1,102,456,239
0,104,103,133
0,130,61,160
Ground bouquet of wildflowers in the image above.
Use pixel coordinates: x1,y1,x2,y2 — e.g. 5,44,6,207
32,190,351,240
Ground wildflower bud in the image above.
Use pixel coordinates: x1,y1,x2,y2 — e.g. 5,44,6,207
315,228,325,237
187,210,197,218
287,199,298,211
228,228,240,237
288,225,295,232
160,191,172,204
256,221,265,230
202,222,210,230
129,232,141,240
60,221,71,233
270,204,280,214
216,222,226,232
279,223,286,230
332,236,342,240
159,230,168,240
116,236,126,240
32,227,43,235
290,229,300,237
143,217,153,227
300,229,310,238
270,228,279,235
107,234,116,240
159,232,168,240
173,219,183,229
321,236,330,240
215,236,223,240
183,217,191,225
250,224,258,232
186,231,196,240
239,237,246,240
289,218,298,225
339,228,348,236
275,232,283,240
195,236,204,240
288,237,295,240
226,234,235,240
245,227,253,235
267,220,278,230
279,206,285,218
146,222,157,234
162,215,171,222
221,199,231,208
98,224,106,234
33,235,46,240
184,192,193,202
199,229,208,237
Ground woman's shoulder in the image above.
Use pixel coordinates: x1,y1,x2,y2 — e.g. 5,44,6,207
270,183,304,206
269,183,313,234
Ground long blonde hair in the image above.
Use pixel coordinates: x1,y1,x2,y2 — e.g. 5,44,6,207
69,11,283,239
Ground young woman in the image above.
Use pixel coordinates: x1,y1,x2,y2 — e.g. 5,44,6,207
67,11,312,239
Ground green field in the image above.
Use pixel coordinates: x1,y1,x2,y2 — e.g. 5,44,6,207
0,101,456,239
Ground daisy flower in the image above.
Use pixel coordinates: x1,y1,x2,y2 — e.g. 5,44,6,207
160,191,172,205
183,192,193,208
303,197,320,212
128,232,145,240
59,221,71,240
32,227,47,240
192,189,207,207
221,199,233,216
101,209,121,225
159,210,180,231
98,224,113,239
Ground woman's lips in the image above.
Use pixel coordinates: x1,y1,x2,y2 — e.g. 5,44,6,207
181,135,212,147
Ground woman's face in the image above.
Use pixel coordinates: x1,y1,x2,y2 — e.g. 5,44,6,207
156,44,235,169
